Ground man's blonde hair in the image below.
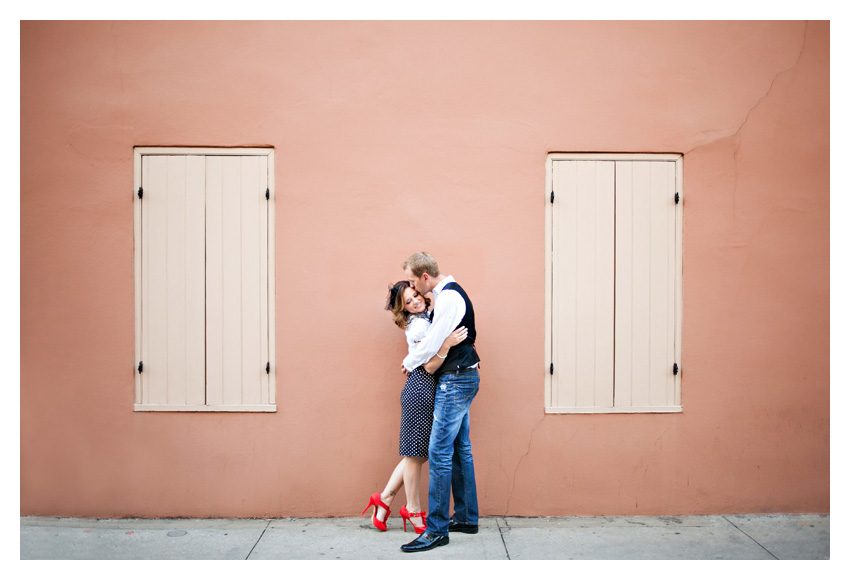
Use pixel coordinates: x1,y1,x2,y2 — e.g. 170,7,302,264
403,252,440,278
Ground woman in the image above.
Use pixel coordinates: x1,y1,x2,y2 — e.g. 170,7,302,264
362,280,468,533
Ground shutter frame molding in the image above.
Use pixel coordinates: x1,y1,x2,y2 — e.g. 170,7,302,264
545,153,683,414
133,147,276,412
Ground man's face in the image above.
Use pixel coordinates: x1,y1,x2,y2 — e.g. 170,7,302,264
404,267,430,295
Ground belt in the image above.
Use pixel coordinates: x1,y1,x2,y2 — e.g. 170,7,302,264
442,366,478,375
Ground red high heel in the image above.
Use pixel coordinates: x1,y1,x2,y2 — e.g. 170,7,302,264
399,505,427,534
361,493,391,531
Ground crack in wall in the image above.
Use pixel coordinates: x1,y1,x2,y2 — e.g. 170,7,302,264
682,21,810,256
685,21,809,158
733,21,808,141
503,415,556,515
727,21,809,240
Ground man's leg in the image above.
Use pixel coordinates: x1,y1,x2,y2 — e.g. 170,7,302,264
425,373,477,535
450,380,479,526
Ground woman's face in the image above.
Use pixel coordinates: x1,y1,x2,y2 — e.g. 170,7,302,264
402,286,426,314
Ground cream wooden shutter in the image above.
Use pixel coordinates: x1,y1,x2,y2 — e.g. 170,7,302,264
546,154,682,414
134,149,274,412
205,155,270,409
550,160,616,410
614,161,679,410
138,155,207,407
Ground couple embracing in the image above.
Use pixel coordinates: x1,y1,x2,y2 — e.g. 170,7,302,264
362,251,481,553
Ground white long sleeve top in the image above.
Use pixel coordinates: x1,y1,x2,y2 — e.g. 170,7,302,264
402,275,466,372
404,313,431,356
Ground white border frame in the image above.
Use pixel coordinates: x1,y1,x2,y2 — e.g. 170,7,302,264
133,147,277,412
544,153,683,414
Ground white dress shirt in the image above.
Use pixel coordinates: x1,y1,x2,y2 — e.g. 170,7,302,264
402,275,466,372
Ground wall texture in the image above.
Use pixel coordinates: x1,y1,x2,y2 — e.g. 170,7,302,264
20,21,829,517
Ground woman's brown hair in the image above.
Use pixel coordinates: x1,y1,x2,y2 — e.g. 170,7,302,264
385,281,430,329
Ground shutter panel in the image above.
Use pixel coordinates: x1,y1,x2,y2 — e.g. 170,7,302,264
614,161,677,408
547,155,681,414
205,156,269,407
140,155,206,406
134,148,274,412
551,160,615,409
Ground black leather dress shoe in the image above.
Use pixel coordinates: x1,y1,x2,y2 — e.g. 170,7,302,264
400,532,450,552
448,518,479,534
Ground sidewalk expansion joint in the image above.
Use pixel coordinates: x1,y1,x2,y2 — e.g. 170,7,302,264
722,516,778,560
245,519,271,560
496,517,512,560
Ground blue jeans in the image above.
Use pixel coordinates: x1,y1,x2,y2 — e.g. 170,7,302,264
425,368,479,535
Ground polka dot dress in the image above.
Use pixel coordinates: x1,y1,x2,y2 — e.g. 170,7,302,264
399,366,436,458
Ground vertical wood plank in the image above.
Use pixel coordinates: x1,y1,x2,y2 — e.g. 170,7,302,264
241,156,262,405
185,156,206,406
144,156,169,405
549,160,559,407
221,156,243,405
165,156,187,405
648,161,676,406
594,162,615,408
574,162,595,407
552,160,577,408
614,161,633,407
206,156,224,406
630,161,653,407
266,151,276,406
674,158,684,406
670,161,680,406
134,152,143,405
258,156,270,405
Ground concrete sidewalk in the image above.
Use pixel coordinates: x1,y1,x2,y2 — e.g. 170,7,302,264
21,514,829,560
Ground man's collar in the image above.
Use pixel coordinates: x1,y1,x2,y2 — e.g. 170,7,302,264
432,275,455,296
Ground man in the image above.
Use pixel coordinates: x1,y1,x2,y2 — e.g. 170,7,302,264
399,252,480,553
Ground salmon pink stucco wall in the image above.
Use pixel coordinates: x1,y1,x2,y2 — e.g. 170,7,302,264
20,21,829,517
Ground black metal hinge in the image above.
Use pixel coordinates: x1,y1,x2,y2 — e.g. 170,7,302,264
550,363,554,375
675,192,680,204
266,362,270,374
265,188,270,200
673,363,679,375
137,187,143,199
550,191,554,203
138,361,143,374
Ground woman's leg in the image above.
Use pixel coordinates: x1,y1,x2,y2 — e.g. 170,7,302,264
377,458,406,520
402,456,427,527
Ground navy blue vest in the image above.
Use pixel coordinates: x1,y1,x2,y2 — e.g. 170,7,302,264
433,281,480,376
